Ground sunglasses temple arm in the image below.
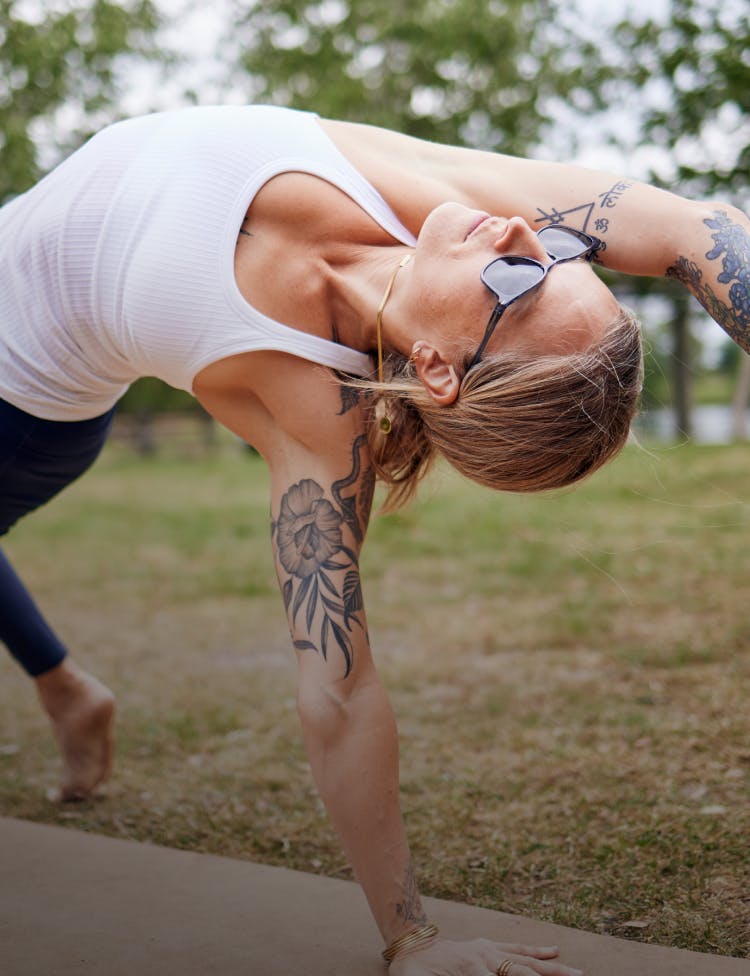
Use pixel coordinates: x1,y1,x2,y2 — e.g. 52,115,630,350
468,306,505,371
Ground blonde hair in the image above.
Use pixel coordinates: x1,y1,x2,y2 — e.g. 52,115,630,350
361,305,643,513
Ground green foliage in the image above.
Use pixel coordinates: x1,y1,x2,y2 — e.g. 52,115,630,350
118,377,196,414
613,0,749,197
556,3,749,421
0,0,161,203
231,0,566,153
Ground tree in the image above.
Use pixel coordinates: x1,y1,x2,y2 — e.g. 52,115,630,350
0,0,161,204
613,0,749,201
559,0,750,437
228,0,568,154
618,1,750,435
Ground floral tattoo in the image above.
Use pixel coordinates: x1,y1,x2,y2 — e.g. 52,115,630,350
666,210,750,354
271,438,374,677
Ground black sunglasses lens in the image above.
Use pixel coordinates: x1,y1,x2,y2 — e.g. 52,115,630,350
536,226,593,259
482,258,545,302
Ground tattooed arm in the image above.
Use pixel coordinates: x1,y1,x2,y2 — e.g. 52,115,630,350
196,353,585,972
194,349,427,944
320,120,750,351
534,180,750,353
447,151,750,352
266,379,430,949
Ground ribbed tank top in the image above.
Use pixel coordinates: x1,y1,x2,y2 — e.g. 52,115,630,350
0,105,418,421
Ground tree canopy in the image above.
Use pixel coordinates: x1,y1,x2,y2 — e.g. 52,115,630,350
230,0,567,156
0,0,160,203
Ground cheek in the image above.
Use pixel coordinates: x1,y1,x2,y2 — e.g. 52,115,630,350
411,248,493,341
419,276,484,336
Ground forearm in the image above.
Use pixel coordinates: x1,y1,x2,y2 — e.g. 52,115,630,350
298,675,426,944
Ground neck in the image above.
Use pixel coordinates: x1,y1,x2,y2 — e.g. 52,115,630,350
327,244,415,355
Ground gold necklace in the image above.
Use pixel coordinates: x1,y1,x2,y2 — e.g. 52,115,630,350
375,252,413,434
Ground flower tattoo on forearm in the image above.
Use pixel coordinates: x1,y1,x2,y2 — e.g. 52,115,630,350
667,210,750,353
271,437,374,677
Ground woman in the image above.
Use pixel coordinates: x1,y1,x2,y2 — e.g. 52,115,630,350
1,104,747,975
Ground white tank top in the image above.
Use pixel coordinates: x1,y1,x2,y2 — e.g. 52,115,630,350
0,105,418,420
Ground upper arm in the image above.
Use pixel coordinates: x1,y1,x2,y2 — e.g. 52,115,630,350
457,152,750,351
266,371,378,699
321,118,713,280
445,148,711,277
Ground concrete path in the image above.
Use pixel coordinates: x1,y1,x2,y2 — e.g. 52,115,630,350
1,816,747,975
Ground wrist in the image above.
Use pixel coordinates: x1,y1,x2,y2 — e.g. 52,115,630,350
382,922,439,965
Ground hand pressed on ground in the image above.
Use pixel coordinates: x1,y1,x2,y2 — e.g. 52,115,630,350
389,939,584,976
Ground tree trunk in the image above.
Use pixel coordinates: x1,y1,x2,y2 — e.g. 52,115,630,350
671,294,692,439
730,351,750,441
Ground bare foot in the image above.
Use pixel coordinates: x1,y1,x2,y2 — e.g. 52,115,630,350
35,659,116,801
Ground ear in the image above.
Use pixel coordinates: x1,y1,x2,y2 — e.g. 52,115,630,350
411,341,460,406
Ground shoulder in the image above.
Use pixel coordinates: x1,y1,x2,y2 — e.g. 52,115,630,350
318,118,477,227
318,118,535,227
194,349,370,466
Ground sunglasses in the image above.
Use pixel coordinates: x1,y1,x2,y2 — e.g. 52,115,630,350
467,225,602,370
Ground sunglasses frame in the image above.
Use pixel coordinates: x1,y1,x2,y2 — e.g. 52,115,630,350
467,225,602,370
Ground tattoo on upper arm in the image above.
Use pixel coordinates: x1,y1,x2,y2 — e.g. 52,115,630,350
666,210,750,353
535,179,633,254
271,436,375,677
337,383,361,416
334,372,371,418
332,434,374,545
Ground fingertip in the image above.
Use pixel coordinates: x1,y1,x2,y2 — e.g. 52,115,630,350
518,944,560,958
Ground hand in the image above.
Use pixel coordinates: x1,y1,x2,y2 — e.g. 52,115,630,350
389,938,584,976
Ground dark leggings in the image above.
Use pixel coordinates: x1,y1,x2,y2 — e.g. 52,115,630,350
0,397,115,676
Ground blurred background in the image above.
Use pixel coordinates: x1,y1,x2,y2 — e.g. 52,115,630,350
2,0,748,451
3,8,749,949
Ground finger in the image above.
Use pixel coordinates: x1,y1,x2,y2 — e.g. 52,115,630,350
504,957,583,976
494,944,560,960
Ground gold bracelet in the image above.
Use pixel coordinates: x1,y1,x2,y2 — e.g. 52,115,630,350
382,922,439,965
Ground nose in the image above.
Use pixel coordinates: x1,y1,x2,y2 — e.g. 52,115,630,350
492,217,549,263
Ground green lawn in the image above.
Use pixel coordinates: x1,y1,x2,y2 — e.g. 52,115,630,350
1,432,748,957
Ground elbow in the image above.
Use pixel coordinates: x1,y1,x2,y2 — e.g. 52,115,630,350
295,666,387,745
296,679,353,742
694,198,747,224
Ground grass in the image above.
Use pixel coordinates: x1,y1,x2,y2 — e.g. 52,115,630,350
1,427,749,958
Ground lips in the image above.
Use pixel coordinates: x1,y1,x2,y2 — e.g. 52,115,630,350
465,212,490,240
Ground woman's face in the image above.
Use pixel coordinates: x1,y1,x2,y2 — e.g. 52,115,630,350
407,202,620,361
